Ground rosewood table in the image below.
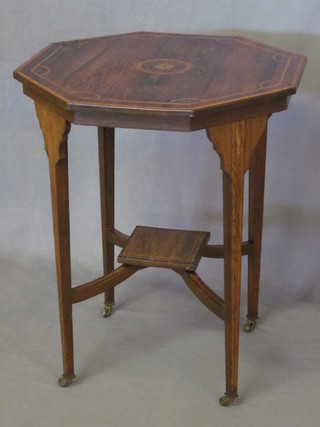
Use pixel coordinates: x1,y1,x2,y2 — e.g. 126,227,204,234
13,32,306,406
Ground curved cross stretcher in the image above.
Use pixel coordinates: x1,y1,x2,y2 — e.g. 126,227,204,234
71,226,225,321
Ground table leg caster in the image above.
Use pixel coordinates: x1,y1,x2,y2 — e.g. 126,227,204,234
244,318,257,333
58,374,76,387
219,394,237,406
101,302,115,318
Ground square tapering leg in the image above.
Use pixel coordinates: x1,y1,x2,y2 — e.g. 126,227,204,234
246,127,267,332
207,117,268,404
98,127,115,317
35,102,75,386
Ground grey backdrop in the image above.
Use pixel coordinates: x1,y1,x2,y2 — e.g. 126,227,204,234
1,1,320,426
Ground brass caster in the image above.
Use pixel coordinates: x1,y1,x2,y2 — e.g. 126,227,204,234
219,394,236,407
58,374,76,387
101,302,115,318
244,318,257,333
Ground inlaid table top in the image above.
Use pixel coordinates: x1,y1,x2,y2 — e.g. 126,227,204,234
14,32,306,131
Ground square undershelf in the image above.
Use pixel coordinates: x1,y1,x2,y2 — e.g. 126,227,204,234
117,226,210,271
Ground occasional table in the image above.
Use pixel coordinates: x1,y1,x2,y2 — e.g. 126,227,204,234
14,32,306,405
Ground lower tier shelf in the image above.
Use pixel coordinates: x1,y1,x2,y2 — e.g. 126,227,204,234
117,225,210,271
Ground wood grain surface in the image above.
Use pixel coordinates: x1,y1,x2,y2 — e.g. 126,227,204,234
118,226,210,271
14,32,306,130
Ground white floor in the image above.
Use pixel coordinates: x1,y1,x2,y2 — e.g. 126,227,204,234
1,256,320,427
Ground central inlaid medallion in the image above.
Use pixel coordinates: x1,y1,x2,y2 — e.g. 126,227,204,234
137,58,193,74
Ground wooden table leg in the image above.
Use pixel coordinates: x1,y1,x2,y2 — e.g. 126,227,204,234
98,127,115,317
207,116,267,405
246,126,267,333
35,102,75,386
221,168,244,405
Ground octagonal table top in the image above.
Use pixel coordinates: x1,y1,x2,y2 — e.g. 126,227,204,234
14,32,306,131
